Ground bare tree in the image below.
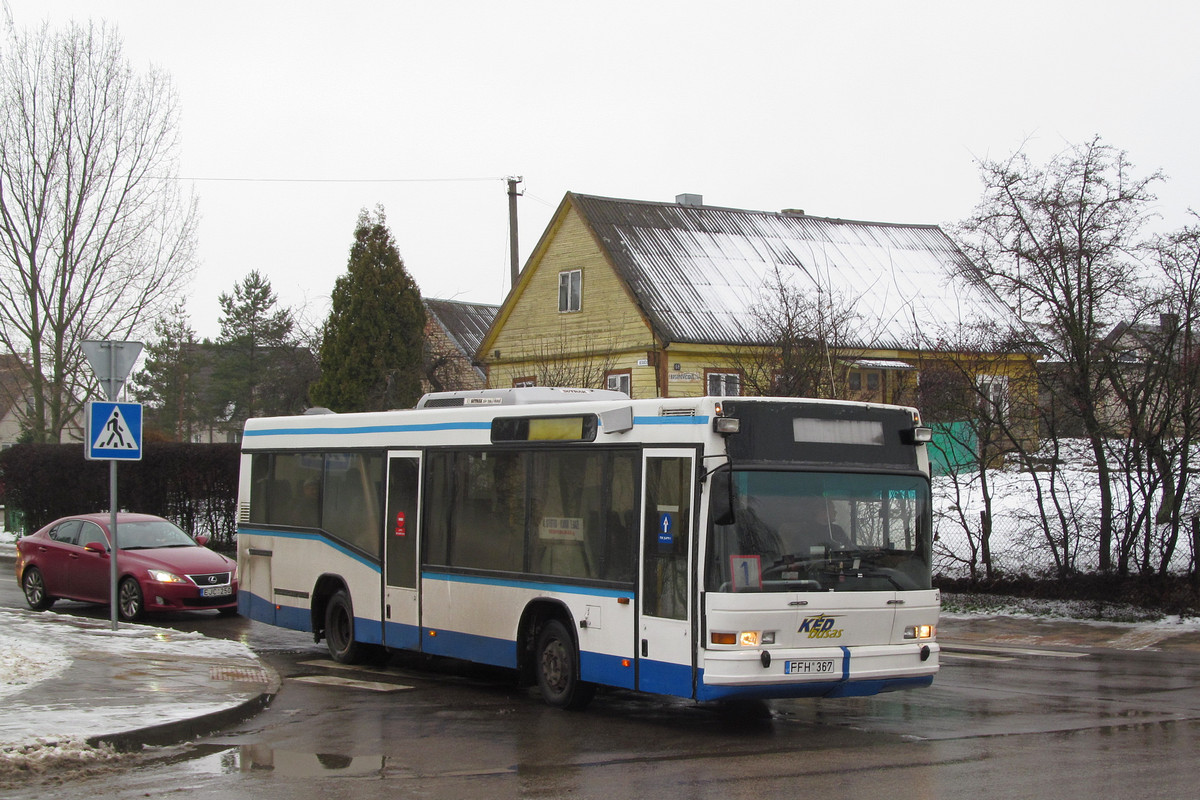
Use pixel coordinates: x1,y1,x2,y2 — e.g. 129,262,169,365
523,336,616,390
0,21,197,442
732,266,863,398
956,137,1161,572
1102,217,1200,574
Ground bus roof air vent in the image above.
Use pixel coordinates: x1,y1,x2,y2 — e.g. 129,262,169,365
416,387,629,408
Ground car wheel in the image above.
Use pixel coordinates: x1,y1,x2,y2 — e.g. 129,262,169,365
21,567,56,611
325,589,364,664
535,619,596,710
118,577,145,621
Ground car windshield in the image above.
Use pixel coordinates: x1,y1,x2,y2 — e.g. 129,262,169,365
117,520,196,550
705,469,932,592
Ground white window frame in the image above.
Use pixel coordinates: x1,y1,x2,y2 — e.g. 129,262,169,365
706,372,740,397
977,374,1010,419
606,372,631,396
558,269,582,313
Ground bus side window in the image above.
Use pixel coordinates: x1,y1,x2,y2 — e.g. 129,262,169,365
643,457,690,619
249,454,272,524
605,452,638,583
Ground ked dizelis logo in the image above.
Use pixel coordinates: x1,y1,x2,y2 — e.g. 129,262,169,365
798,614,844,639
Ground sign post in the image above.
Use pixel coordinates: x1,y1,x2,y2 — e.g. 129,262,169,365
82,341,143,630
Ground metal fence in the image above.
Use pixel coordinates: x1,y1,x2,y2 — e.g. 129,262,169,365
932,487,1200,579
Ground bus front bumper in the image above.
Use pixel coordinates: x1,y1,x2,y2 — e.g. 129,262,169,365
696,642,939,701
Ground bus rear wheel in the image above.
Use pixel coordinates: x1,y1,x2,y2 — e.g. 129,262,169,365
325,589,365,664
535,619,595,710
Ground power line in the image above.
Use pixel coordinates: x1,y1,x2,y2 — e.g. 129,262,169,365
176,175,509,184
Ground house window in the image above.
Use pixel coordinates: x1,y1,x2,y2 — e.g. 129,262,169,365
977,374,1009,419
558,270,582,313
513,376,537,388
706,372,740,397
848,370,880,393
606,370,631,396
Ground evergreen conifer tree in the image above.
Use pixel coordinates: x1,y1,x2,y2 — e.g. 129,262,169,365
210,271,297,423
311,207,426,412
132,302,204,441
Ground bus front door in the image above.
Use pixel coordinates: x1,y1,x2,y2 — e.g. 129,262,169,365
638,449,696,697
384,451,422,650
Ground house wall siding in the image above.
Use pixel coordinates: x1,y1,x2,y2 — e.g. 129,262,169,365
487,207,656,395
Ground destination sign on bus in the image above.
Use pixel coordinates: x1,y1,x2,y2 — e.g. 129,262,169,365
491,414,598,443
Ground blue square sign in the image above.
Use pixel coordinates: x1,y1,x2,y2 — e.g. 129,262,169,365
86,401,143,461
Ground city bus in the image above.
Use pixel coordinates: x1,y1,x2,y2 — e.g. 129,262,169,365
236,387,939,709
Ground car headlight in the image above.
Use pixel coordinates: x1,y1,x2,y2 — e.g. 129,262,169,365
147,569,187,584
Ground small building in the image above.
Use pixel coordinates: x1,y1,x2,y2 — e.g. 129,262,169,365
423,298,498,393
478,192,1028,415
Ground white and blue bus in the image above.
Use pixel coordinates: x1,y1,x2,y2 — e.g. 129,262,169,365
237,388,939,709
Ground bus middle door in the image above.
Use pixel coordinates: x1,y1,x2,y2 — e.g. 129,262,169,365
638,449,697,697
384,450,421,650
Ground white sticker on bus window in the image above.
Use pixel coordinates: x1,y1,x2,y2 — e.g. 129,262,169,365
539,517,585,541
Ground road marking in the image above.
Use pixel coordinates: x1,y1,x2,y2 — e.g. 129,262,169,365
291,674,414,692
299,658,397,676
940,652,1015,662
942,643,1088,659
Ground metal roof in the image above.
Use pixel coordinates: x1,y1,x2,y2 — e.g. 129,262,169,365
570,193,1007,349
424,298,498,360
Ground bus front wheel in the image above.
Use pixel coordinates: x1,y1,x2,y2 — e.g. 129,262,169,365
325,589,365,664
535,619,595,710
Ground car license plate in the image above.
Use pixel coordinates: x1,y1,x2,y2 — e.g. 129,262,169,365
785,659,836,675
201,585,233,598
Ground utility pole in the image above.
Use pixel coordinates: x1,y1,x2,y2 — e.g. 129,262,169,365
507,176,523,290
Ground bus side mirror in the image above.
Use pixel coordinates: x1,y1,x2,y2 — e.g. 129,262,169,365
710,470,736,526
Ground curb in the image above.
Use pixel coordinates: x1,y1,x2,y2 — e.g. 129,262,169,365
89,661,282,751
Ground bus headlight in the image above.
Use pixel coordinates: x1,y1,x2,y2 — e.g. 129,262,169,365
904,624,936,640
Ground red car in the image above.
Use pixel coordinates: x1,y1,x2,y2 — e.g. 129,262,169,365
15,513,238,621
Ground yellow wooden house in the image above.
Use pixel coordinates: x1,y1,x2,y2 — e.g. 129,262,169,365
478,192,1028,414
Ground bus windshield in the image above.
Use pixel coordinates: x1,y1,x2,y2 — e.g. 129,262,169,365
706,470,932,593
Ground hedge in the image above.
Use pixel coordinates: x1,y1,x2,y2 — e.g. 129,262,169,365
0,442,240,549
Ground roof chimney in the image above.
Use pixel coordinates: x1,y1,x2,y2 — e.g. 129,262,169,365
781,208,806,216
675,193,702,207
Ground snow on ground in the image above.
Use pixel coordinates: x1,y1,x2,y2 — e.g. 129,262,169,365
0,621,70,700
0,608,261,781
0,525,15,561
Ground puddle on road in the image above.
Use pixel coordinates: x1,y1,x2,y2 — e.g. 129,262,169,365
182,744,385,777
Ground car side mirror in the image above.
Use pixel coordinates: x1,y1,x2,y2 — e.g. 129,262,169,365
84,541,109,554
194,534,210,547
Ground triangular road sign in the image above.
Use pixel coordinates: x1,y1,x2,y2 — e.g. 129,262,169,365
92,406,137,450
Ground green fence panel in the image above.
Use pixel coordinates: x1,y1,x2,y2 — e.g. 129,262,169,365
928,421,977,476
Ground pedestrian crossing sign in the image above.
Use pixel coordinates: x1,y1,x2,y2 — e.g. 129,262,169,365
86,401,143,461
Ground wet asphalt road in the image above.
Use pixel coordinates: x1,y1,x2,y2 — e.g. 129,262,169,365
4,571,1200,800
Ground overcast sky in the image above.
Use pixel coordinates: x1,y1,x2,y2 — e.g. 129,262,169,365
9,1,1200,340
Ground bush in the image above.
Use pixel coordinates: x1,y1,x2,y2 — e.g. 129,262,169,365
0,442,240,549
